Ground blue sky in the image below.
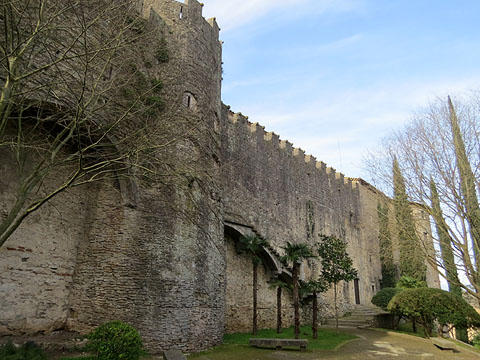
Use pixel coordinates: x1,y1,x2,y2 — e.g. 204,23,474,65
202,0,480,179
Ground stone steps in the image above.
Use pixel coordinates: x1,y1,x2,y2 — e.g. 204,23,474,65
323,305,387,328
323,319,372,327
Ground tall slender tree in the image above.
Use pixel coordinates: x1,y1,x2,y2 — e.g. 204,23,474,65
280,242,315,339
431,175,469,343
448,96,480,286
302,279,328,339
268,278,291,334
393,157,426,281
377,202,397,288
239,235,269,335
430,179,461,295
317,235,358,332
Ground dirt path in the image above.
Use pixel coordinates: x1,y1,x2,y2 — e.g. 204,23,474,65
316,328,480,359
188,328,480,360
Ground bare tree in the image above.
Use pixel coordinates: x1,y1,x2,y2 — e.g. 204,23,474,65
364,93,480,301
0,0,204,247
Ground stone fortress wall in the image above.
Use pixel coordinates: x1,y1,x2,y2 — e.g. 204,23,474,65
220,107,439,332
221,108,382,332
0,0,439,353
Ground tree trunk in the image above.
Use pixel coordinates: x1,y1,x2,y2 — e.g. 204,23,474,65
421,315,431,338
412,317,417,333
312,291,318,339
277,286,282,334
395,315,402,330
253,262,258,335
456,327,469,343
293,264,300,339
334,282,338,333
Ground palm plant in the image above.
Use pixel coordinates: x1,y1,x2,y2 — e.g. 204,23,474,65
302,279,328,339
268,278,292,333
280,242,315,339
239,235,269,335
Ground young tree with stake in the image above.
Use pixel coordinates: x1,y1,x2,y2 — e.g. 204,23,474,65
317,235,358,332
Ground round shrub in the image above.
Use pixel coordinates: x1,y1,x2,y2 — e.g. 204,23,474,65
388,288,480,337
87,321,143,360
371,287,401,310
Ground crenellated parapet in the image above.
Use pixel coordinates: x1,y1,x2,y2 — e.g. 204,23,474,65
140,0,220,39
223,105,358,194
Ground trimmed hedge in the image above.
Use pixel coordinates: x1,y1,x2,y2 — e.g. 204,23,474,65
371,287,401,310
87,321,143,360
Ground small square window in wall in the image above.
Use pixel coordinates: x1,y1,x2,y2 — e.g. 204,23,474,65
183,92,198,111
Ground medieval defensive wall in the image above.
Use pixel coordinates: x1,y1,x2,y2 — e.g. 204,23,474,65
0,0,439,353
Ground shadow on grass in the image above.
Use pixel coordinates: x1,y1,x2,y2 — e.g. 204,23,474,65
188,326,357,359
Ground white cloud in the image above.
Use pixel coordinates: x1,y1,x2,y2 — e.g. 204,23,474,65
202,0,363,32
228,75,480,178
284,33,365,59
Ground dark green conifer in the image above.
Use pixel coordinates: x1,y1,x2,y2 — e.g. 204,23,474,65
448,97,480,283
430,178,461,296
393,157,426,281
377,202,397,288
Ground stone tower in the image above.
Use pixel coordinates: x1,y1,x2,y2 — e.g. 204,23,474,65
67,0,225,352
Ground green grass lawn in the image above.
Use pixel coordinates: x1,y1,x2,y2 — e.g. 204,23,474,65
188,326,357,359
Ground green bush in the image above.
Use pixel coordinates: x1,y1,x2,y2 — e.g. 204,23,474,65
155,38,169,63
388,288,480,337
87,321,143,360
395,276,426,289
472,333,480,349
0,341,47,360
371,287,401,310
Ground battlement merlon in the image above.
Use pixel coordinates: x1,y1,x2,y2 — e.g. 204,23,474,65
264,131,280,144
229,111,248,125
293,147,305,161
249,122,265,134
316,161,326,171
140,0,220,38
305,154,316,164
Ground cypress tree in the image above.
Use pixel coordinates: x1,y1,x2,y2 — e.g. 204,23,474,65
448,97,480,283
430,178,461,295
393,157,426,281
377,202,397,288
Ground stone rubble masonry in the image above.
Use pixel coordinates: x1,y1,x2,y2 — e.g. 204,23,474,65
0,0,439,354
0,151,90,336
62,0,225,353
